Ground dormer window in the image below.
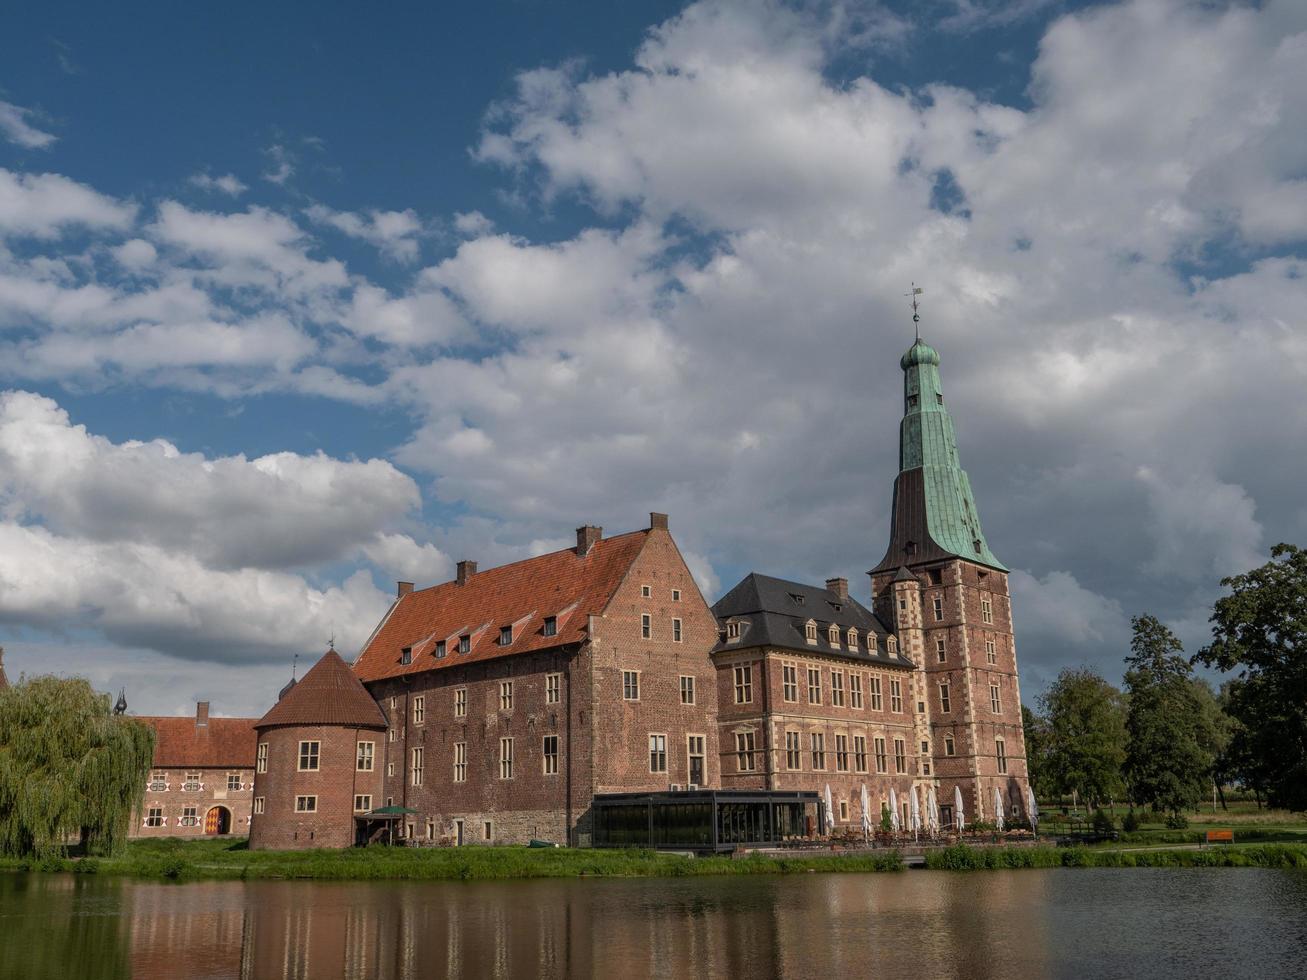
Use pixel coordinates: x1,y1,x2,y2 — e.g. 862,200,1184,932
499,626,513,646
458,635,470,654
789,593,805,606
543,616,557,637
726,621,742,639
887,636,898,657
400,647,412,665
804,620,817,643
905,541,917,556
435,640,446,658
827,625,839,645
847,627,858,647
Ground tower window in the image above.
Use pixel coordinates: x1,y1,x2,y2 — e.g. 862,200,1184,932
908,395,918,407
937,393,944,405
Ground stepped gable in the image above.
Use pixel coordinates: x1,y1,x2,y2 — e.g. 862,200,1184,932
712,572,907,665
256,649,387,730
135,715,258,767
354,529,649,683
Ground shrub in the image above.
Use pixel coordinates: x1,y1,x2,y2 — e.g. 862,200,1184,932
1092,809,1116,834
1164,813,1190,830
159,858,189,880
73,859,100,875
1122,809,1141,833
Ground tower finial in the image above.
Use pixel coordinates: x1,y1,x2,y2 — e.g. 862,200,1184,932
292,651,299,680
905,283,923,343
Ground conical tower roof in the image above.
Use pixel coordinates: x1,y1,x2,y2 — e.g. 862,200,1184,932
873,338,1006,573
256,649,386,730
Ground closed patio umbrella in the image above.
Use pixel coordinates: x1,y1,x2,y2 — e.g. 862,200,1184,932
994,786,1005,832
889,788,900,832
1028,784,1040,835
954,785,966,831
910,787,922,840
860,784,872,841
927,787,939,836
824,783,835,834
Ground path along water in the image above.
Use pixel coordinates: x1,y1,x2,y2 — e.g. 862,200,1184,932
1,867,1305,979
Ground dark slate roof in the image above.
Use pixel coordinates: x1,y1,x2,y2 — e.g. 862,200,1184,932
256,649,387,731
711,573,911,667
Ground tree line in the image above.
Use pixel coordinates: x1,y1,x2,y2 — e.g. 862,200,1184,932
1023,544,1307,821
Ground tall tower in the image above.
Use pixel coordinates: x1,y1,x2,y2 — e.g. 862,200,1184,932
870,338,1029,828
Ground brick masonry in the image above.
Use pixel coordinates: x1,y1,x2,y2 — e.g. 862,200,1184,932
133,766,254,838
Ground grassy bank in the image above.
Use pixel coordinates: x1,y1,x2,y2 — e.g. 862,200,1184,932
0,838,904,882
924,842,1307,871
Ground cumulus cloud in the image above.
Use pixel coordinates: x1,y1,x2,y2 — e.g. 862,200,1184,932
306,204,424,262
0,100,57,149
0,168,136,238
189,172,248,197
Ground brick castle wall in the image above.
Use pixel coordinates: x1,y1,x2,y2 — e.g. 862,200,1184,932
132,766,253,838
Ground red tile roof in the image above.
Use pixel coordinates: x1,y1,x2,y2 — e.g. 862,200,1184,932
257,648,387,730
135,716,258,768
353,530,649,683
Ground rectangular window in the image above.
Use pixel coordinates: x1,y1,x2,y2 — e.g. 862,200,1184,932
387,762,395,777
831,671,845,707
543,735,559,775
853,736,868,773
641,584,652,598
734,665,753,704
543,616,557,637
227,773,241,791
400,647,412,665
894,738,907,774
435,640,446,658
295,796,317,813
688,735,705,785
996,738,1008,774
986,637,997,664
412,696,425,725
782,664,798,702
785,731,801,770
870,676,883,711
454,688,466,717
649,734,668,773
940,683,951,713
736,731,757,772
680,675,695,705
807,668,821,704
298,741,320,772
499,625,513,646
454,742,467,782
849,673,863,709
810,732,826,770
183,772,201,792
672,589,681,602
835,734,849,772
933,596,944,621
354,795,371,813
672,618,682,642
253,798,265,816
388,727,397,743
499,737,514,779
623,670,641,701
484,821,493,842
936,637,947,662
546,673,561,704
500,680,514,711
890,679,903,713
148,771,167,792
458,634,470,654
181,806,199,827
146,807,163,827
991,683,1002,714
411,746,424,786
641,613,651,639
981,597,993,624
944,734,956,756
874,737,888,774
840,799,849,821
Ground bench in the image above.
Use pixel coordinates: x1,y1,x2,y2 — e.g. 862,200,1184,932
1204,829,1234,846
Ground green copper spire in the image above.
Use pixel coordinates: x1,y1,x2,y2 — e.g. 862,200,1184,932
894,339,1006,570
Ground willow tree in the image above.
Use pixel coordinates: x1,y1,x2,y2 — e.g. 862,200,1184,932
0,676,154,858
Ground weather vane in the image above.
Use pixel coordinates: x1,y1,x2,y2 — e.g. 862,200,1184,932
905,283,924,342
328,632,336,652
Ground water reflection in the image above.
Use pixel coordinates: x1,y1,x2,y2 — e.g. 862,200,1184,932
1,868,1305,979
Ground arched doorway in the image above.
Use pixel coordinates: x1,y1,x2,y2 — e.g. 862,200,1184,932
204,806,231,835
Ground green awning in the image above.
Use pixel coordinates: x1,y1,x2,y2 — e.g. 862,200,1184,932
366,805,418,816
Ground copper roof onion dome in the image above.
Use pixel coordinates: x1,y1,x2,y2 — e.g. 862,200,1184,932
900,340,941,370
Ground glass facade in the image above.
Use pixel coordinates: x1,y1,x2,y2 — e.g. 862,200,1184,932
593,791,819,851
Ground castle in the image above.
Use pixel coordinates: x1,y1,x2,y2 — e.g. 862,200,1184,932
130,338,1030,848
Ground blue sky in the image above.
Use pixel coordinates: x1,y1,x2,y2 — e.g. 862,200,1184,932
1,0,1304,716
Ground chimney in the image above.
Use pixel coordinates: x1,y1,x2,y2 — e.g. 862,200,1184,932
456,560,477,585
196,701,210,728
826,577,849,601
649,512,669,530
397,581,414,598
576,525,603,556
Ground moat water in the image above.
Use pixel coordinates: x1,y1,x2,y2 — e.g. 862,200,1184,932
1,867,1304,979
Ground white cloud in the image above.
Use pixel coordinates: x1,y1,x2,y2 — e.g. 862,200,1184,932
361,533,453,585
111,238,158,269
0,100,57,149
0,168,136,238
189,172,248,197
305,204,424,262
262,143,295,185
453,210,495,236
1010,569,1128,648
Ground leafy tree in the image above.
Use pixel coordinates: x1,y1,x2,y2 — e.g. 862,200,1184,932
1196,544,1307,812
1188,677,1234,809
1122,615,1214,819
1021,704,1053,799
1039,667,1127,809
0,676,154,858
